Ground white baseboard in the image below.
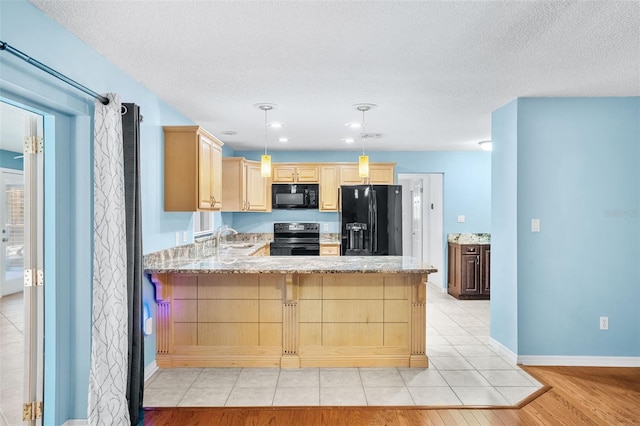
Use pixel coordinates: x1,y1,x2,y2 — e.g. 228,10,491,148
62,420,87,426
489,337,518,364
517,355,640,367
488,338,640,367
145,360,159,382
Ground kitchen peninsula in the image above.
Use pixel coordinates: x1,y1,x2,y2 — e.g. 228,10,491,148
145,249,437,369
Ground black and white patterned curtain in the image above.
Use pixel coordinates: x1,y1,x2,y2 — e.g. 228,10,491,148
89,96,144,425
89,93,130,425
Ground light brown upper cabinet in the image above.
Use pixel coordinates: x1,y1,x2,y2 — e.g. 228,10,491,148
164,126,223,211
272,163,319,183
339,163,396,186
222,157,271,212
319,165,340,211
318,162,396,212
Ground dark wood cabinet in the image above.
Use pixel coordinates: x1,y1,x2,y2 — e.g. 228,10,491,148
448,242,490,299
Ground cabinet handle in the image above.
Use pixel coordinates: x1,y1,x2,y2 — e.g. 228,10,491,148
476,255,480,265
247,202,251,210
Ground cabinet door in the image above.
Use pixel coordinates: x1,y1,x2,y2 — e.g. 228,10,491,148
245,163,270,211
369,164,394,184
211,138,222,209
272,165,296,183
461,254,480,296
319,166,340,211
340,165,363,185
198,134,215,210
481,246,490,295
296,166,319,182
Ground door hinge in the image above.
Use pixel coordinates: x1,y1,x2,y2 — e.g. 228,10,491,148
24,136,43,154
23,401,42,420
24,269,44,287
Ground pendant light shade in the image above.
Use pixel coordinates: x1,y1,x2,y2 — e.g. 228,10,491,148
261,154,271,176
354,103,376,178
358,154,369,177
255,103,277,178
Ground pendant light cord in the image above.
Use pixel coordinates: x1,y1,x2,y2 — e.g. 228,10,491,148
264,108,268,155
361,109,366,155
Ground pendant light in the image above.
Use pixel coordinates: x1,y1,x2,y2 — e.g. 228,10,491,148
354,103,376,178
254,103,277,177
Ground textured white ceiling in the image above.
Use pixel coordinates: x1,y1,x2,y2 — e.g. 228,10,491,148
24,0,640,152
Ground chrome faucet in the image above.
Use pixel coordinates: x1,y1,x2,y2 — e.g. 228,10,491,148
215,225,238,249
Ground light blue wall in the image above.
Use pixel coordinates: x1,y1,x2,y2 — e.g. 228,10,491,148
1,1,196,423
491,97,640,358
490,100,519,354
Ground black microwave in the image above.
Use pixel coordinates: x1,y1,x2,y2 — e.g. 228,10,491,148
272,184,318,209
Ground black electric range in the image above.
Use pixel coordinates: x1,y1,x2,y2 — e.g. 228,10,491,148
270,222,320,256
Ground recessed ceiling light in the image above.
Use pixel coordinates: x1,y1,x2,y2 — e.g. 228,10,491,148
220,130,237,135
278,137,289,143
341,138,355,144
268,122,283,129
345,122,362,129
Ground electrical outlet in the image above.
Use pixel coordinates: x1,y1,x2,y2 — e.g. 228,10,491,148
183,231,188,243
457,215,465,223
323,223,329,231
175,232,180,246
532,218,541,232
599,316,608,330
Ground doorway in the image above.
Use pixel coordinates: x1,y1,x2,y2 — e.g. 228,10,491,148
399,173,444,288
0,101,44,426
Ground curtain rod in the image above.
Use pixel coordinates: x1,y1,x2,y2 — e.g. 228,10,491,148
0,40,110,105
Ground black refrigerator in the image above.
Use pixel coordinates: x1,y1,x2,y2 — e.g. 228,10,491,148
340,185,402,256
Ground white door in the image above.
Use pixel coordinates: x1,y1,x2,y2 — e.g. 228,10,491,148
0,102,44,426
411,180,423,260
0,170,25,296
399,173,444,288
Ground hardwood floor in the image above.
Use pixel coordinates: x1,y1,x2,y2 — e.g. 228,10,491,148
143,365,640,425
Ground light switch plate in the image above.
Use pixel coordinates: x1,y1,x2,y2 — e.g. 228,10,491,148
457,215,465,223
183,231,188,243
175,232,180,245
531,219,540,232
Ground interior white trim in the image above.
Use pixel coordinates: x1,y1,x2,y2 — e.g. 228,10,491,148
489,337,518,364
145,360,159,382
517,355,640,367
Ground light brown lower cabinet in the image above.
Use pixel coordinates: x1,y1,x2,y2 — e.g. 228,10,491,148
319,244,340,256
150,272,428,368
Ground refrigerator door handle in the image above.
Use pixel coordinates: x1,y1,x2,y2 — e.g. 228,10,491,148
372,190,378,253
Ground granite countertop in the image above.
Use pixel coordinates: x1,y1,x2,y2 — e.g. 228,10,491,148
448,233,491,245
145,254,436,275
144,232,434,274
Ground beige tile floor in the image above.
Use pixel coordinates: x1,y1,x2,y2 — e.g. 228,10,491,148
144,283,543,407
0,284,545,419
0,292,24,426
